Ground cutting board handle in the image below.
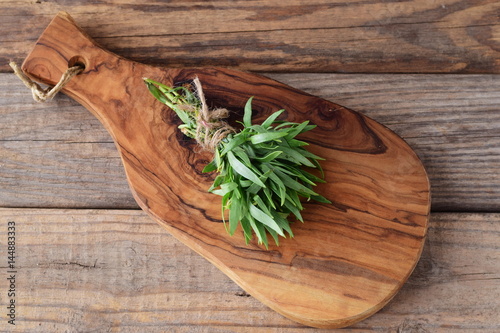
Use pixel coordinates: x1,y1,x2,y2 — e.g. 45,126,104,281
22,12,101,87
21,11,170,141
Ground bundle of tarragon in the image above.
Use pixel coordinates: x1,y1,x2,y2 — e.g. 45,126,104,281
144,77,330,247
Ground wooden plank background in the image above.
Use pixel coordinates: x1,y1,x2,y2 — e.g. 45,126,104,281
0,209,498,332
1,1,499,332
1,0,500,74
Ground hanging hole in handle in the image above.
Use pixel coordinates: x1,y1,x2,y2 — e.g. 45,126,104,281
68,55,86,72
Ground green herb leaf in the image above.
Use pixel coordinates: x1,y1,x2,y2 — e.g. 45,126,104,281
310,194,332,204
202,160,217,173
285,121,310,140
255,151,283,163
249,204,284,237
243,97,254,128
227,151,265,188
279,146,316,168
274,169,318,196
145,81,169,105
250,131,288,145
261,109,285,129
220,133,247,156
229,197,241,235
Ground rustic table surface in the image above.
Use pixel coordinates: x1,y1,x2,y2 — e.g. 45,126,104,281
1,1,499,332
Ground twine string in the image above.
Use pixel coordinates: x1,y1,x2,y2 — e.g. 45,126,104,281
192,77,236,152
9,61,83,102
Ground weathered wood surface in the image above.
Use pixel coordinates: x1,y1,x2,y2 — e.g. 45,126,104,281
1,73,499,211
1,2,499,330
1,0,500,74
16,12,430,328
0,209,498,332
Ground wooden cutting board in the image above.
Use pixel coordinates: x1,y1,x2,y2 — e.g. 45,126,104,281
20,12,430,329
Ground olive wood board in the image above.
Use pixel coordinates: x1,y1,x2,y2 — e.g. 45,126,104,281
19,12,430,329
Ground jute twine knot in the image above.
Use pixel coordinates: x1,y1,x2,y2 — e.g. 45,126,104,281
191,77,236,152
9,61,83,102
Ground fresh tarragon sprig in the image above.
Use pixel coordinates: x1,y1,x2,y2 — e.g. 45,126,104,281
144,78,330,247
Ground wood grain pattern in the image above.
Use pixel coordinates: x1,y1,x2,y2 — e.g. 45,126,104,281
2,73,499,211
16,12,430,328
1,0,500,74
0,208,498,332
